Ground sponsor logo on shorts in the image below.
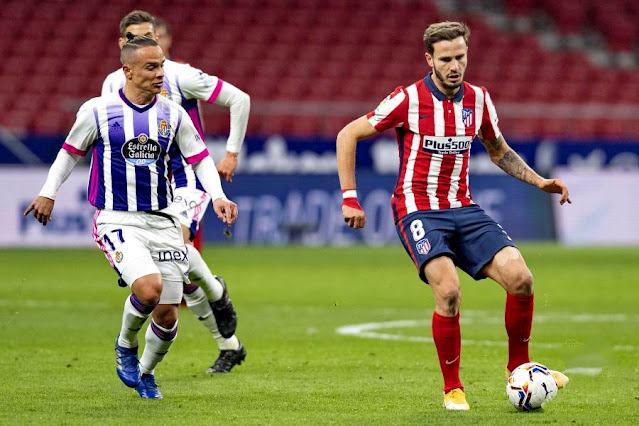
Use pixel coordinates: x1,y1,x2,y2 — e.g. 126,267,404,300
158,250,189,263
115,251,123,263
121,133,162,166
416,238,431,255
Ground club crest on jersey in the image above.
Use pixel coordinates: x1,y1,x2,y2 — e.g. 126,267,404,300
122,133,161,166
158,120,172,137
160,88,169,98
416,238,431,255
462,108,474,128
115,251,123,263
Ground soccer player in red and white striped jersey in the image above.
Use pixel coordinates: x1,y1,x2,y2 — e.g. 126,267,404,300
336,21,571,410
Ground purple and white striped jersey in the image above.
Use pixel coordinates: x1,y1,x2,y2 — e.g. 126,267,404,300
102,59,223,192
63,89,209,211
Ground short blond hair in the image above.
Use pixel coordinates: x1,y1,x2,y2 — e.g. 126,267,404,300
423,21,470,54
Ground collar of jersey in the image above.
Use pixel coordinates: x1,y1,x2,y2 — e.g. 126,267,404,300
424,72,464,103
119,89,157,113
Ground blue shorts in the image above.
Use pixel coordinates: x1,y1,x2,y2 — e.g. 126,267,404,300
396,205,516,283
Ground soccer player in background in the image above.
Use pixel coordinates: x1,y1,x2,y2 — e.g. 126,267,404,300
102,11,250,373
24,36,238,398
336,21,571,410
154,17,173,59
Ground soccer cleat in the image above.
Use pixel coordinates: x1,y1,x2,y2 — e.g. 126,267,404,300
115,337,141,388
443,388,470,410
209,276,237,338
550,370,569,389
136,373,163,399
505,366,569,389
206,343,247,373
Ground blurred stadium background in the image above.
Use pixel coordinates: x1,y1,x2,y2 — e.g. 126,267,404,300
1,0,638,247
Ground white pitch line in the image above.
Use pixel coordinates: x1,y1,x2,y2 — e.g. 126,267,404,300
336,312,639,351
564,367,603,376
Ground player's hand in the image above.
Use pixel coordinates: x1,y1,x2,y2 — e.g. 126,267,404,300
343,205,367,229
23,196,55,226
217,152,239,182
213,198,238,225
539,178,572,205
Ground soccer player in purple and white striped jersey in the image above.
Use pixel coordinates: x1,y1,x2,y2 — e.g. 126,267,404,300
25,36,238,399
101,11,249,374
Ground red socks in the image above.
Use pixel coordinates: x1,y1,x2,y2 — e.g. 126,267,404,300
432,311,462,393
431,294,533,391
505,293,534,372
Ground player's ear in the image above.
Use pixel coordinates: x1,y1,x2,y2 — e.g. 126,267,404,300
118,37,126,49
425,52,434,67
122,64,133,80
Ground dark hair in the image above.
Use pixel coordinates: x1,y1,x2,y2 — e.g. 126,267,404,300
120,36,159,64
154,17,171,35
119,10,155,37
423,21,470,55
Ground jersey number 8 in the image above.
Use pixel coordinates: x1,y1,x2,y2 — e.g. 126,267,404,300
410,219,425,241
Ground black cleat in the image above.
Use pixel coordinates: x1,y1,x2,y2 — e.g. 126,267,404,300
206,343,246,373
210,276,237,338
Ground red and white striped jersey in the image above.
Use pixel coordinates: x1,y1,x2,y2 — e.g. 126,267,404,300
366,73,501,223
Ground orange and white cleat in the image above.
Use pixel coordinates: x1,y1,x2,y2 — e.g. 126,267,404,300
549,370,569,389
443,388,470,410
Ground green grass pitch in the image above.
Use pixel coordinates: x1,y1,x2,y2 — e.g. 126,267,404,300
1,244,638,425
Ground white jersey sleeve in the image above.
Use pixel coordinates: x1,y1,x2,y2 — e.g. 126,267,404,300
175,109,227,200
101,69,125,96
175,109,210,163
175,63,222,102
210,81,250,153
62,99,99,156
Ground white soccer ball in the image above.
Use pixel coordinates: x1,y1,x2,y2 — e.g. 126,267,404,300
506,362,558,411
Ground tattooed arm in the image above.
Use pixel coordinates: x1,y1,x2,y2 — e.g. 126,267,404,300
479,132,572,205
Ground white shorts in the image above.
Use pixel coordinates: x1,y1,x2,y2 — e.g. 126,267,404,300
92,209,189,304
170,187,211,241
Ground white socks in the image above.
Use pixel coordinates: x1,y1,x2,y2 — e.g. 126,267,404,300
186,244,224,301
118,294,155,348
139,320,178,375
183,285,240,350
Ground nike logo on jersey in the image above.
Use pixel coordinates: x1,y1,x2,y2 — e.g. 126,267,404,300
419,114,433,120
445,356,460,365
523,337,531,343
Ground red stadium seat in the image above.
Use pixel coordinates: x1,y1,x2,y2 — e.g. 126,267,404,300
1,0,638,138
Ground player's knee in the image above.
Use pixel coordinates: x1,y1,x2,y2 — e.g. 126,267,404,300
132,275,163,305
438,286,462,315
507,269,534,296
153,306,178,329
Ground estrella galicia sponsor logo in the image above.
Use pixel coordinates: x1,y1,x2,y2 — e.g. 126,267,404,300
115,251,123,263
121,133,162,166
416,238,431,255
158,119,171,137
158,250,189,263
422,135,473,154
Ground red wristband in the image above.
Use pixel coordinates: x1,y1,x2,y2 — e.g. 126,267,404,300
342,189,362,210
343,197,363,210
